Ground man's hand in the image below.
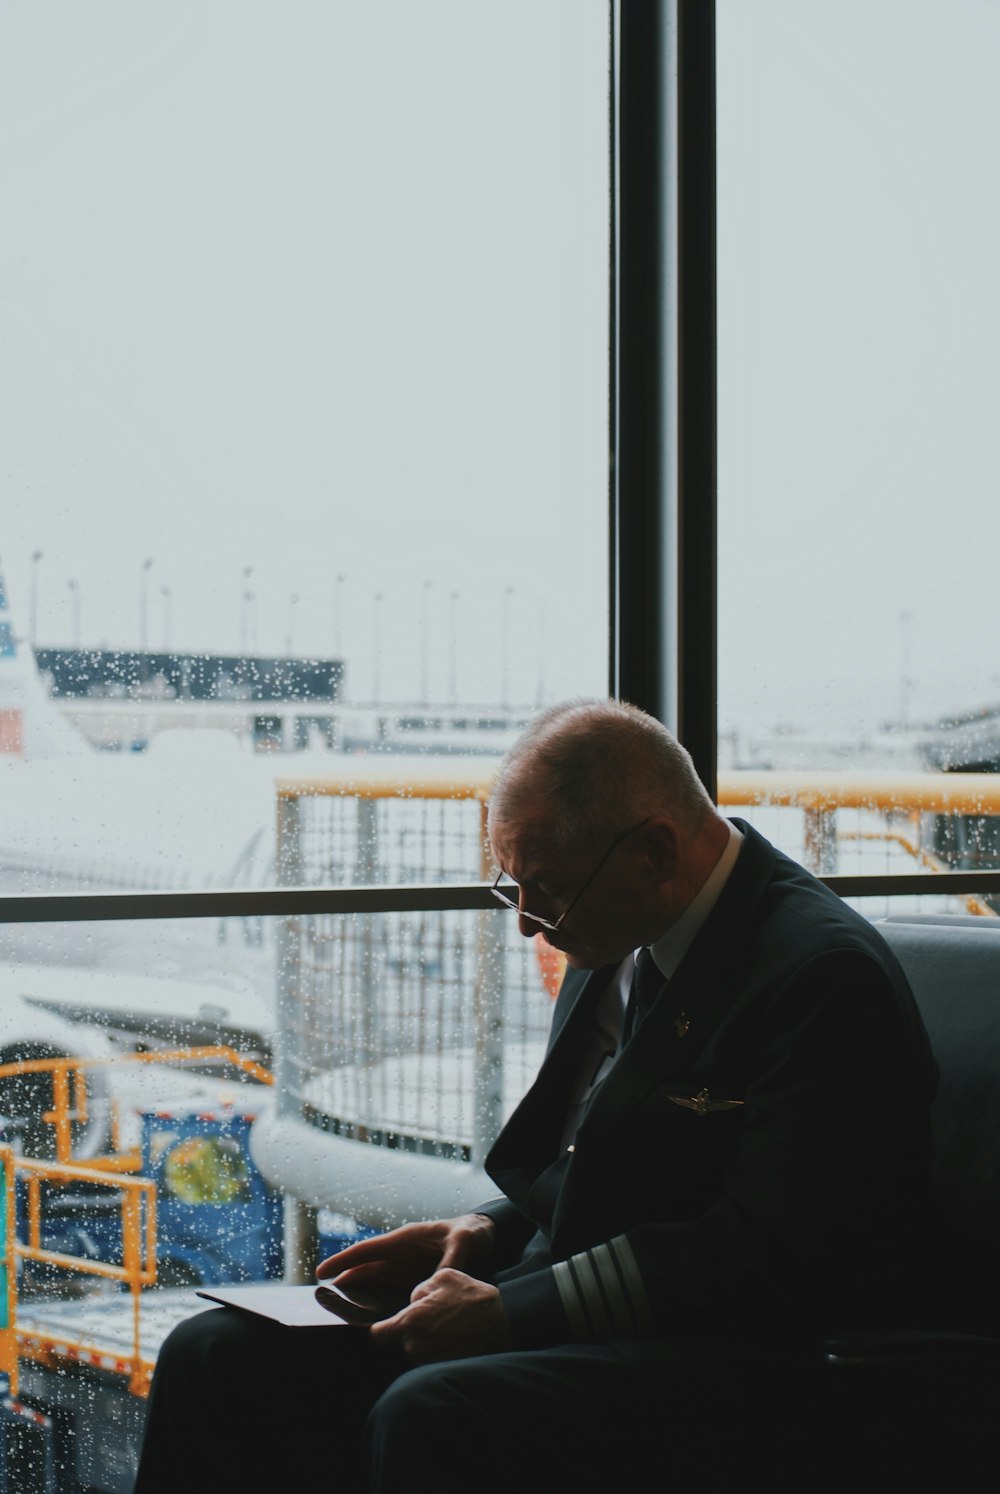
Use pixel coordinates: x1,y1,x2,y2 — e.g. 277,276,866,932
370,1268,512,1363
315,1213,496,1296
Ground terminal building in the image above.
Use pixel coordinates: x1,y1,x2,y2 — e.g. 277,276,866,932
34,646,344,754
31,646,528,757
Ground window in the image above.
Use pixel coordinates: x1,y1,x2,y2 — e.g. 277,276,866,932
716,0,1000,910
0,3,609,1484
6,4,993,1483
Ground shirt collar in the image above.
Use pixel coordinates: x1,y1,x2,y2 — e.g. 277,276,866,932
646,819,743,981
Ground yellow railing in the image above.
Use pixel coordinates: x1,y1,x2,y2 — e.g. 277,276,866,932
716,769,1000,814
276,762,1000,805
718,769,1000,911
277,763,1000,818
276,759,494,803
276,762,1000,890
0,1047,274,1397
0,1146,15,1389
0,1146,155,1395
0,1046,273,1169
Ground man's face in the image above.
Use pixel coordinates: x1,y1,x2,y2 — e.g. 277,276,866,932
489,807,670,970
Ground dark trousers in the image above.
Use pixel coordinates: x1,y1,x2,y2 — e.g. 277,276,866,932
134,1306,404,1492
133,1304,834,1493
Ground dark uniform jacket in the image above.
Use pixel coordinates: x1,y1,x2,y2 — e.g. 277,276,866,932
478,821,937,1349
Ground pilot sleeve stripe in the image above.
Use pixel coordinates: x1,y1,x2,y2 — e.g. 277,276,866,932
592,1242,637,1337
552,1259,591,1339
571,1253,612,1339
552,1236,654,1341
608,1234,654,1334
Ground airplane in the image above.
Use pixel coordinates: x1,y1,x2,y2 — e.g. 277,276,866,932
0,563,280,1145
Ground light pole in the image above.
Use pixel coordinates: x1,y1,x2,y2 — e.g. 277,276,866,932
240,566,253,653
139,558,154,651
245,590,257,654
899,610,913,728
420,579,433,708
66,578,81,648
334,573,348,703
30,550,43,649
286,593,300,656
449,590,459,705
372,591,383,705
535,593,547,708
333,573,346,656
161,585,173,652
500,585,514,713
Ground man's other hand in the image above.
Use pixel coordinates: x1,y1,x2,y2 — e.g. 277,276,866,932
370,1268,512,1363
315,1213,496,1295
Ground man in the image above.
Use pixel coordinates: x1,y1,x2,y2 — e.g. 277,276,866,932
135,700,936,1490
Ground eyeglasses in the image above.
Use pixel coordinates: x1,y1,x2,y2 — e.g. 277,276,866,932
490,818,653,932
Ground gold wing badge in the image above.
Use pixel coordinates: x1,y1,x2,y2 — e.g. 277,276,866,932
666,1087,744,1116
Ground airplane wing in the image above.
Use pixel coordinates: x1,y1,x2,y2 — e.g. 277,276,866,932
3,965,273,1067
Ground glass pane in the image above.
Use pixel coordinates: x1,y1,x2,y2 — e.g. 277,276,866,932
0,901,557,1485
716,0,1000,894
0,0,609,893
0,1,610,1480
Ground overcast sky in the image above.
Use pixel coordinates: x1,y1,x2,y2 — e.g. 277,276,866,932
717,0,1000,739
0,0,609,711
3,1,999,740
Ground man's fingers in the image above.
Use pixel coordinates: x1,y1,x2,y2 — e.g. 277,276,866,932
438,1226,482,1270
368,1281,443,1343
327,1261,394,1289
369,1299,422,1344
437,1241,467,1269
315,1236,383,1278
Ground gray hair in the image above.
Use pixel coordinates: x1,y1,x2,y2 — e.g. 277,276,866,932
489,699,714,848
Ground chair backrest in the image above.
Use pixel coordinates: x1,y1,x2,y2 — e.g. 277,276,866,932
877,916,1000,1330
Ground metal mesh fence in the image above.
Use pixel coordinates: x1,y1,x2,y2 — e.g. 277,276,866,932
277,778,1000,1165
294,794,483,887
278,791,554,1161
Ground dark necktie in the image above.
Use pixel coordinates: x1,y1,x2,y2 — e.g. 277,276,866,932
622,945,664,1044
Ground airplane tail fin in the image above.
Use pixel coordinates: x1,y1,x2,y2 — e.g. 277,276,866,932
0,562,87,759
